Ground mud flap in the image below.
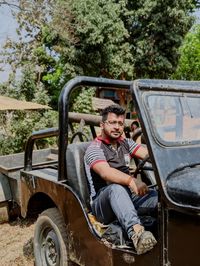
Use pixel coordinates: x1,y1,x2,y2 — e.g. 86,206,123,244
0,173,12,223
0,203,9,223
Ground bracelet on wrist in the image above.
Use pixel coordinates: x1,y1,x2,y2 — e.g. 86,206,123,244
127,176,133,186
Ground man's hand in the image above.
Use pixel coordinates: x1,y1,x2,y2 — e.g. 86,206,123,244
129,178,139,195
129,178,149,196
136,179,149,196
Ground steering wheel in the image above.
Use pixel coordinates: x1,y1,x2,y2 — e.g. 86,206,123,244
70,131,90,143
133,155,153,178
131,127,146,144
133,155,157,188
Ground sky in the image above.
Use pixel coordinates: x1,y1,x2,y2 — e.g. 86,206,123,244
0,5,199,83
0,4,18,82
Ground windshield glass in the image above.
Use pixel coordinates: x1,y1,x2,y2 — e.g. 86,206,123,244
145,93,200,145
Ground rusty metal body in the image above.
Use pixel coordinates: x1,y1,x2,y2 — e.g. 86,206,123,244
20,169,159,266
1,76,200,265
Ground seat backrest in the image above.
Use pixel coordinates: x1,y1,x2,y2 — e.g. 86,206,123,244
66,142,91,210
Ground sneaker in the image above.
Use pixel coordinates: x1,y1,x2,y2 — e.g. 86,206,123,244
131,228,157,255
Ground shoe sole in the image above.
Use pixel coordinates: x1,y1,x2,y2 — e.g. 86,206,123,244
137,231,157,255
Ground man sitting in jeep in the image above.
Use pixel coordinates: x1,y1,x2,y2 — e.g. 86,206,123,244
84,104,157,255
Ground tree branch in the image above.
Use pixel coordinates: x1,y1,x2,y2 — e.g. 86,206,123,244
0,1,21,10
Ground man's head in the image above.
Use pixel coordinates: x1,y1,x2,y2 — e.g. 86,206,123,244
130,120,140,132
100,104,126,141
101,104,126,122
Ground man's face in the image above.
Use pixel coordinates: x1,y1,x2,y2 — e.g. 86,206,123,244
101,113,125,140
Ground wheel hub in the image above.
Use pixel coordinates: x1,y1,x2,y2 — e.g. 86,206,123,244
42,230,60,266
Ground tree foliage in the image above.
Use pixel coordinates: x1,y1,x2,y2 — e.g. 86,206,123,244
0,0,199,154
72,87,96,114
42,0,197,81
173,24,200,80
0,65,58,155
124,0,196,78
0,109,58,155
1,0,197,108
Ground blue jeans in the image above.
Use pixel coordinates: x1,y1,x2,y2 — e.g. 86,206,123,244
91,184,158,239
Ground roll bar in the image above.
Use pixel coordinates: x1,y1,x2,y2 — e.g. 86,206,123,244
24,128,59,171
58,76,132,181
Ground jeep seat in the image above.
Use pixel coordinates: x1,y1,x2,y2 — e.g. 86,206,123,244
66,142,91,210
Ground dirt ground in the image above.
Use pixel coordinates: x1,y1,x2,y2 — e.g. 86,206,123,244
0,218,35,266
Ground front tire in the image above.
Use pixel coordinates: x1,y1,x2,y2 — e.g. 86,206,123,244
34,207,68,266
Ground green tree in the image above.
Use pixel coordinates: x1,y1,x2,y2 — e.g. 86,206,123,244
0,109,58,155
1,0,197,109
173,24,200,80
0,65,58,155
45,0,196,82
0,0,199,154
124,0,196,78
72,88,95,114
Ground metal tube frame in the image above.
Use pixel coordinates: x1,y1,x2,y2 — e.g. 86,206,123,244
58,76,132,181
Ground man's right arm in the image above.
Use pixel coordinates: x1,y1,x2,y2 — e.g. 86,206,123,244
85,140,147,196
92,161,139,195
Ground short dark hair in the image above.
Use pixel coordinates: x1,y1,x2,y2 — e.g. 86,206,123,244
101,104,125,122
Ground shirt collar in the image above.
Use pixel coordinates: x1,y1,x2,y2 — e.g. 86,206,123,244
97,135,124,144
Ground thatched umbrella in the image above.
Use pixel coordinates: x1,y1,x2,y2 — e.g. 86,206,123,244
0,96,51,111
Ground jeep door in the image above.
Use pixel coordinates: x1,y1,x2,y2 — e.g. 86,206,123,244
132,79,200,266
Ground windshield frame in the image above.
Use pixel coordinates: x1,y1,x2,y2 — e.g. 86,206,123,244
143,91,200,147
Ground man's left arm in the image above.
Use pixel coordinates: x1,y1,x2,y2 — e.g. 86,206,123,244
134,145,148,160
